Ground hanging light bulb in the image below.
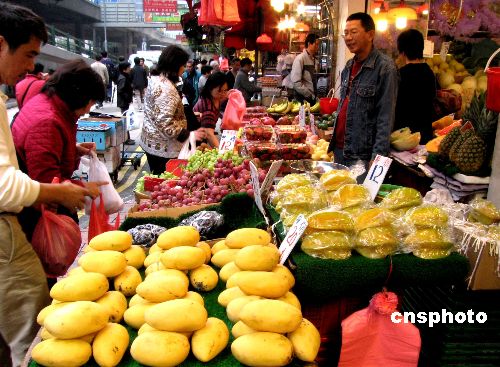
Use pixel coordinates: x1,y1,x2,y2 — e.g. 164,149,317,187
373,7,381,15
271,0,285,12
278,19,287,31
377,19,389,32
372,2,390,32
388,1,417,23
297,2,306,15
395,17,408,29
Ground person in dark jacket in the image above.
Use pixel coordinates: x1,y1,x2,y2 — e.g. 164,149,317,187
117,61,133,113
234,58,261,104
130,56,148,111
394,29,436,144
101,51,116,102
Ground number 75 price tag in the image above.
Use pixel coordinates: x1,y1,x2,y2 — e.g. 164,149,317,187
279,214,308,264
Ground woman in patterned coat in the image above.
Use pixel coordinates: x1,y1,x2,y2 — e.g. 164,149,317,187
139,45,191,175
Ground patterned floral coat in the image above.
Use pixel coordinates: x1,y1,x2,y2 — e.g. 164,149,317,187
139,75,187,158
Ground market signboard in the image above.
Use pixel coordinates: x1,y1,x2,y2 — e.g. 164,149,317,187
144,8,189,23
143,0,177,13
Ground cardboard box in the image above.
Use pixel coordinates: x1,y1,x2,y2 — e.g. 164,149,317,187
455,224,500,290
97,146,121,173
127,203,216,218
78,117,125,147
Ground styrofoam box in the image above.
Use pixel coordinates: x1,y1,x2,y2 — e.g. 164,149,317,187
78,118,125,147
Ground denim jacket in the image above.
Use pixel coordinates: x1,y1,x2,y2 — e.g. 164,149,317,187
333,48,398,161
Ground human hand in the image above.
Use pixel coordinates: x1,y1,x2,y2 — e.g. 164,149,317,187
76,142,96,156
194,128,206,141
84,181,108,199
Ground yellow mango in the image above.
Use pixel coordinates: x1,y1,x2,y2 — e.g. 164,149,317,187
217,286,247,307
160,246,206,270
272,265,296,289
96,291,128,323
89,230,132,252
50,272,108,302
136,273,188,302
191,317,229,362
123,245,146,269
157,226,200,249
123,303,156,329
181,291,205,306
231,332,293,366
145,299,207,332
225,228,271,249
234,271,290,298
287,318,321,362
129,294,148,307
143,251,162,268
196,241,212,264
219,261,241,282
211,239,228,254
144,261,166,276
92,323,129,367
239,299,302,333
232,320,257,338
66,266,86,276
234,245,279,271
32,339,91,367
226,295,261,323
277,292,301,310
114,266,142,297
37,303,70,326
44,301,108,339
131,331,190,366
78,250,127,278
189,264,219,292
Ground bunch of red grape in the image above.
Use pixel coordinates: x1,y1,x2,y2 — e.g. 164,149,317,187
138,158,267,211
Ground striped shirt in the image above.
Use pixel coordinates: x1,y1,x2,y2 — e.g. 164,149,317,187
193,96,219,129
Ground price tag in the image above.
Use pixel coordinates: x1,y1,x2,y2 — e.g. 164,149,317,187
218,130,237,153
423,40,434,59
440,41,451,62
260,160,283,197
249,161,266,218
362,154,393,200
299,105,306,127
279,214,308,264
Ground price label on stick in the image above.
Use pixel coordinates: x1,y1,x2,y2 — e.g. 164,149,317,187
249,161,266,219
218,130,237,153
279,214,308,264
362,154,393,200
260,160,283,198
299,105,306,127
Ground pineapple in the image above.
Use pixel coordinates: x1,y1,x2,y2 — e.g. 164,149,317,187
438,126,461,158
449,129,473,163
453,92,499,174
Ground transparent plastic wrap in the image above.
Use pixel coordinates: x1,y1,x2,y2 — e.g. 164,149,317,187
275,173,316,195
306,209,354,233
275,125,307,144
468,198,500,225
279,143,311,160
328,184,372,210
280,208,308,228
246,142,281,161
301,230,354,260
244,124,274,142
379,187,423,217
488,225,500,240
404,205,450,229
403,227,454,259
354,226,399,259
280,183,328,214
127,224,167,248
179,211,224,239
354,208,397,233
319,169,356,192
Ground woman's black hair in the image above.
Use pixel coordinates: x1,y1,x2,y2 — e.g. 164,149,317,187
200,72,228,99
118,61,131,72
397,29,424,60
42,58,106,111
156,45,190,84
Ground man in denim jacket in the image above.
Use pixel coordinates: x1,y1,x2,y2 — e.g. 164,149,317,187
328,13,398,180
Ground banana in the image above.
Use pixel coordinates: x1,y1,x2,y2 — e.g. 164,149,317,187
267,107,275,113
283,101,292,114
310,101,320,113
291,101,301,114
274,101,289,114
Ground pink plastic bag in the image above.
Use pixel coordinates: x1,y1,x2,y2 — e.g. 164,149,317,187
31,205,82,277
221,89,246,131
338,291,421,367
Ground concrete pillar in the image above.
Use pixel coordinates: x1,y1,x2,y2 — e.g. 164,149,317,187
487,116,500,207
334,0,366,97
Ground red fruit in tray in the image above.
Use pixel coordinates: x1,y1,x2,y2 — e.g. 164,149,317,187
276,116,291,125
261,117,276,126
249,117,261,125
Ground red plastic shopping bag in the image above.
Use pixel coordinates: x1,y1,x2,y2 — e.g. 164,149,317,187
221,89,246,130
31,205,82,277
338,291,421,367
88,193,120,241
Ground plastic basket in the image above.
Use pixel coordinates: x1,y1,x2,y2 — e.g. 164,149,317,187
320,89,339,115
485,48,500,113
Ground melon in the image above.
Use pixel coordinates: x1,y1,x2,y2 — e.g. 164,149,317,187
438,71,455,89
392,132,421,151
390,127,411,143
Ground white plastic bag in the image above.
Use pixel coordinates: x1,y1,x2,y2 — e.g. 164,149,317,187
84,151,124,214
178,132,197,159
125,110,141,131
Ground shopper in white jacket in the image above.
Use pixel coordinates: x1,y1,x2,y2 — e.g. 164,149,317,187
0,4,102,366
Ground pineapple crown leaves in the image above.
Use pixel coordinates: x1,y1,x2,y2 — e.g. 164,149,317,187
462,91,498,145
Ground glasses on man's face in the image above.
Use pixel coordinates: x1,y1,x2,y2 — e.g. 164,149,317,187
342,29,361,38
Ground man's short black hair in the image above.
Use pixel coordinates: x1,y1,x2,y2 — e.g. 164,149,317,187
346,12,375,32
0,2,47,51
42,58,106,110
118,56,125,62
140,57,145,62
305,34,319,48
33,63,44,75
201,59,208,66
240,58,252,68
397,29,424,60
231,57,241,64
101,50,108,58
201,65,213,75
95,54,103,61
118,61,131,72
134,57,141,65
